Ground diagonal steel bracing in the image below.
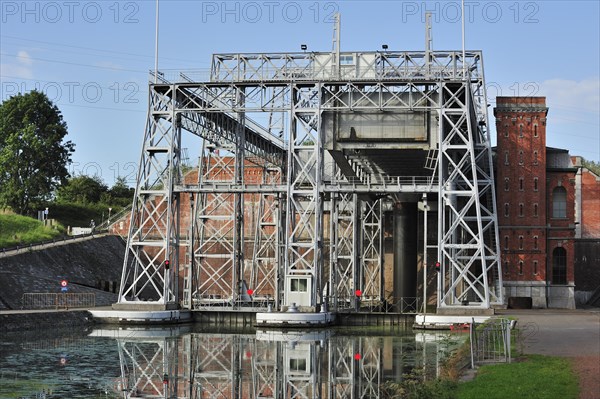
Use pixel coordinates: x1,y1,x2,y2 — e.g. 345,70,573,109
330,192,359,310
437,79,502,308
118,87,181,306
119,49,501,312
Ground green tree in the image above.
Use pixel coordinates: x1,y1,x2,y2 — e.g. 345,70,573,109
107,176,135,207
0,91,75,214
581,158,600,176
56,175,108,204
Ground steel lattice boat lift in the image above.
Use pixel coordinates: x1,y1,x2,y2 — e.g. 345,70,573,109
112,14,503,324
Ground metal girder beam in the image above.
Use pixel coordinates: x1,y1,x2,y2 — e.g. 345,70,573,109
174,177,438,194
208,51,480,83
154,84,286,167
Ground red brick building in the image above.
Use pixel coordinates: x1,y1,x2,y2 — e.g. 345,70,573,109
572,157,600,305
494,97,577,308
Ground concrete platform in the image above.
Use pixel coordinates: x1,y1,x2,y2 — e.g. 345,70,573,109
255,311,335,327
413,314,492,329
89,309,192,324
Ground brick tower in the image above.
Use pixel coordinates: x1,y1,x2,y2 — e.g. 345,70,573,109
494,97,576,309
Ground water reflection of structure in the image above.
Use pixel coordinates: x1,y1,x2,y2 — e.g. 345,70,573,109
102,327,462,399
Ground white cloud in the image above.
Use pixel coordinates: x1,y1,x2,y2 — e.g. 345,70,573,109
539,78,600,115
16,50,33,66
0,50,34,79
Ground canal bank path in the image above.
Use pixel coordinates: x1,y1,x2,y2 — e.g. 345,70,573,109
499,309,600,399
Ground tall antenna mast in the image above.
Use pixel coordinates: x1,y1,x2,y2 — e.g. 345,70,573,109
154,0,159,83
425,12,432,76
332,13,341,77
461,0,466,78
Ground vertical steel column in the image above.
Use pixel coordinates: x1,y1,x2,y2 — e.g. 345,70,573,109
118,84,180,307
233,87,246,306
251,167,281,305
116,338,177,397
193,145,237,307
437,75,502,308
251,339,280,399
284,83,324,308
356,337,382,399
331,192,358,310
361,199,383,304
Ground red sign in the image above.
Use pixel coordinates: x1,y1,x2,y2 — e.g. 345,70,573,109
60,280,68,287
354,353,361,360
355,289,362,297
247,289,254,296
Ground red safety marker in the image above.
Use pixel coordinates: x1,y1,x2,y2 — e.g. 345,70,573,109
354,353,361,361
60,280,68,287
355,289,362,297
247,289,254,296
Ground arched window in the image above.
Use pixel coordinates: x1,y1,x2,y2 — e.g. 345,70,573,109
519,177,524,191
552,247,567,284
504,178,510,191
534,177,539,191
519,236,524,250
518,261,523,275
519,203,524,217
533,203,538,217
504,203,509,217
533,236,538,250
504,236,509,250
552,186,567,218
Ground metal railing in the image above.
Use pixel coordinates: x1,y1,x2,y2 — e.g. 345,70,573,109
335,296,423,314
21,293,96,310
470,318,514,367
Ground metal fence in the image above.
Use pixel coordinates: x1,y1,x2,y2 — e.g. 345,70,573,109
470,318,514,367
22,293,96,310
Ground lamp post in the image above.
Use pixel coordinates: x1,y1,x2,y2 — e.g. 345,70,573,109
108,207,112,225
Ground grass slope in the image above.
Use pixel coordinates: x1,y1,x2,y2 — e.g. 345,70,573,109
0,213,62,248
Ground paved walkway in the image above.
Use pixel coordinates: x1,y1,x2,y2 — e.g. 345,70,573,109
499,309,600,399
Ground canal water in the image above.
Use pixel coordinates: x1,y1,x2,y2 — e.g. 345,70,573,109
0,324,464,398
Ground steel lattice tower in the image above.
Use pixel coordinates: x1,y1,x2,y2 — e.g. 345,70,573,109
116,40,502,312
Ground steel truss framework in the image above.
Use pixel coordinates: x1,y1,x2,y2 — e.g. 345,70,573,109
118,49,502,310
114,333,387,399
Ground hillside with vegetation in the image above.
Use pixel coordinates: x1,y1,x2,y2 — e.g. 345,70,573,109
0,212,62,248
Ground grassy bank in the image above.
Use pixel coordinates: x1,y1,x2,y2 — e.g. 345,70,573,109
383,328,579,399
457,354,579,399
0,213,62,248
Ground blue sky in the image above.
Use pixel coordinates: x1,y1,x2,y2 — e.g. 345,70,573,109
1,0,599,185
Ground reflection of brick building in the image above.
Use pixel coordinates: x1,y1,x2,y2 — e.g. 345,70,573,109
494,97,578,308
